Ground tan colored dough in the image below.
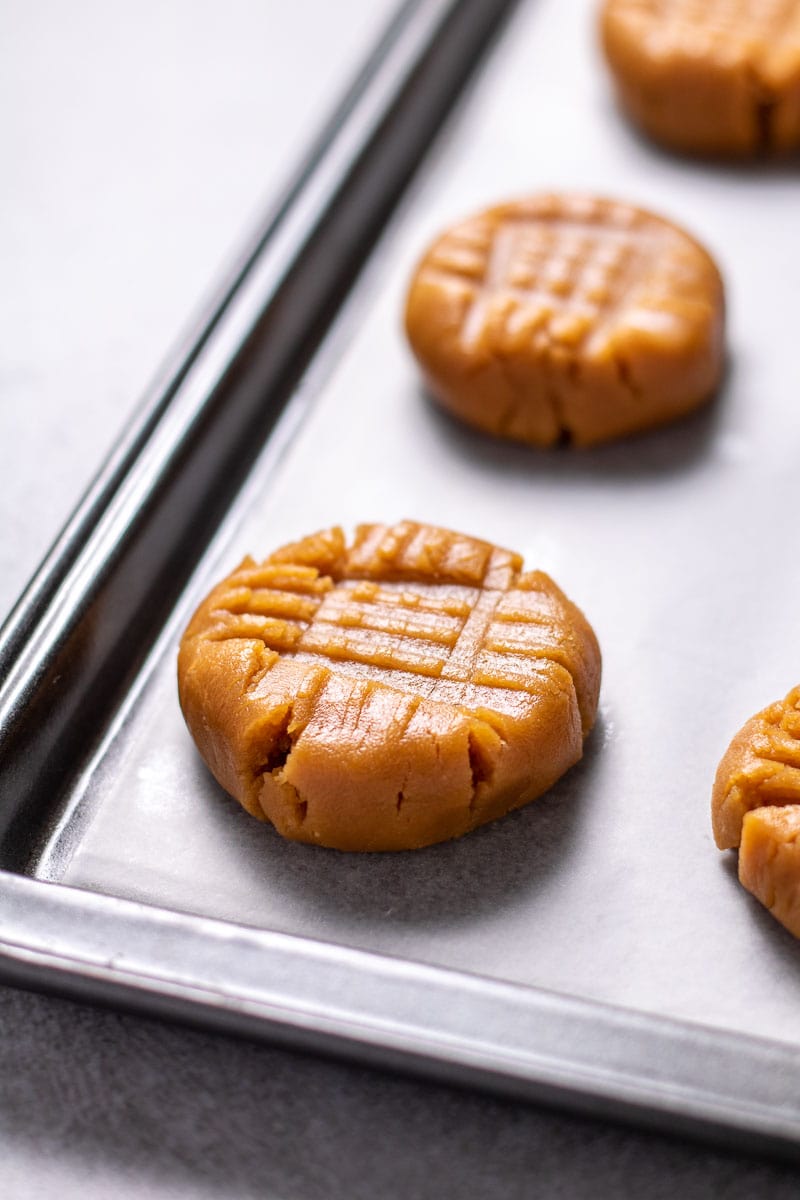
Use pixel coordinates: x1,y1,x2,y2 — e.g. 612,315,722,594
404,194,724,448
601,0,800,157
740,806,800,938
712,686,800,936
178,521,601,851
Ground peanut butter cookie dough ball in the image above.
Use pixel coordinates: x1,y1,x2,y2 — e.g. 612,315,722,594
712,686,800,937
601,0,800,157
178,522,601,851
404,194,724,448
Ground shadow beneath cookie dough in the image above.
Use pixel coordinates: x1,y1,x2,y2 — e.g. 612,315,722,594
606,106,800,178
248,713,608,933
719,851,800,980
416,379,726,486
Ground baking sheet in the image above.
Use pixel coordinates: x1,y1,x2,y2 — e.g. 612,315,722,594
35,0,800,1058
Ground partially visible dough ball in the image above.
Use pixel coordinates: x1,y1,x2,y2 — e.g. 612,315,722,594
404,194,724,448
712,686,800,937
712,687,800,849
178,521,601,851
601,0,800,157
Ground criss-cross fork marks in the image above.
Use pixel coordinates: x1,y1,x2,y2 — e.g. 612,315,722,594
624,0,800,50
208,569,575,713
713,689,800,852
425,215,658,355
752,694,800,776
205,562,334,655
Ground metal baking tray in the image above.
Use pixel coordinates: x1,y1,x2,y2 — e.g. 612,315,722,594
3,0,800,1158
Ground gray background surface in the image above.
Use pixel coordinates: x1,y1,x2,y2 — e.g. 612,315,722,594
3,0,800,1195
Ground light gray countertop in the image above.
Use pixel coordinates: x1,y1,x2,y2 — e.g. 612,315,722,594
0,0,390,616
3,983,800,1200
3,2,800,1195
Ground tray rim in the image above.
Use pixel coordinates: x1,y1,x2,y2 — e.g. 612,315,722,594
2,870,800,1160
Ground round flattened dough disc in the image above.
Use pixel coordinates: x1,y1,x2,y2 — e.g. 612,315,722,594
712,686,800,937
404,194,725,449
178,521,602,851
601,0,800,157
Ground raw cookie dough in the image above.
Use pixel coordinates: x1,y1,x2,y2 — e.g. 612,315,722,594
601,0,800,157
404,194,724,448
712,686,800,937
178,521,601,851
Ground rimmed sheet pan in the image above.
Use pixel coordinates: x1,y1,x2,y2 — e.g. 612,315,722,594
2,0,800,1158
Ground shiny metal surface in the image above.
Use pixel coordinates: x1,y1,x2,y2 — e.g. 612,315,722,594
3,0,800,1151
